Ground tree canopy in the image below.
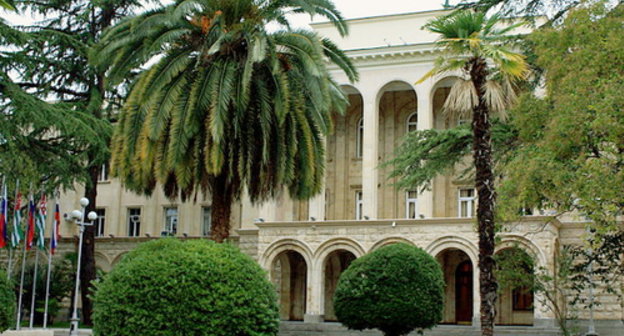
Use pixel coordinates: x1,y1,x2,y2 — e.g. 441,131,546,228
94,0,357,241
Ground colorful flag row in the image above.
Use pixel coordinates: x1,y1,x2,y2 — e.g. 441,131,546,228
0,188,60,255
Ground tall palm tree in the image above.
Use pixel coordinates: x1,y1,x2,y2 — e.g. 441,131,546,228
93,0,358,242
418,10,529,336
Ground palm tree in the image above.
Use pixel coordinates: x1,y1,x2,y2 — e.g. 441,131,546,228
0,0,15,11
418,10,529,336
92,0,358,242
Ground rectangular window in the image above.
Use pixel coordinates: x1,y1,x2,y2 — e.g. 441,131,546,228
406,191,419,219
127,208,141,237
98,163,109,182
202,206,212,236
164,207,178,236
355,191,363,220
355,118,363,158
458,189,475,218
95,209,106,237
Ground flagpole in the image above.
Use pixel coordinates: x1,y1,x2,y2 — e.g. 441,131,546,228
43,194,55,329
15,180,27,330
29,248,39,329
2,176,11,280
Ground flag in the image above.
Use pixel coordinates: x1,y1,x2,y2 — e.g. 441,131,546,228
26,195,35,250
11,192,23,248
0,185,7,248
35,194,46,250
51,203,60,255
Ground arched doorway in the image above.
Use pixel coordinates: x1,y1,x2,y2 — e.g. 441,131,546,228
323,249,357,321
271,250,308,321
436,248,474,325
495,247,535,325
455,261,473,324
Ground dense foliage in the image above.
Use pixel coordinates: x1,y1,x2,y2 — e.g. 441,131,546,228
92,239,279,336
93,0,357,242
498,2,624,232
0,270,15,332
0,0,154,323
333,244,444,336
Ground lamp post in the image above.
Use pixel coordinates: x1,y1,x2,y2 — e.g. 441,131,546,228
68,197,96,336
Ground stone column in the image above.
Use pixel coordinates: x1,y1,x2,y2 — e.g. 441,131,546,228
472,264,481,327
415,81,434,218
304,259,324,323
361,94,379,219
308,138,327,221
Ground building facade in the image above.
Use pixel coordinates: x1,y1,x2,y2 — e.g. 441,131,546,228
50,9,622,335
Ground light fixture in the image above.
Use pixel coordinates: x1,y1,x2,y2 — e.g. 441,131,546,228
391,221,396,227
363,216,370,220
87,211,97,221
310,217,316,221
79,197,89,207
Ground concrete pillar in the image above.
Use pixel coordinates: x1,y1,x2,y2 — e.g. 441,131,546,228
361,94,379,219
415,81,434,218
305,258,324,323
308,137,327,221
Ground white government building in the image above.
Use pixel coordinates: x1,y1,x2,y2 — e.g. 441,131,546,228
52,8,622,335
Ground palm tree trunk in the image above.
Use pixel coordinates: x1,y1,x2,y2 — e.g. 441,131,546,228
210,174,234,243
470,57,498,336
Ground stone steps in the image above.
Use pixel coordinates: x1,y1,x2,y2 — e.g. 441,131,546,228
279,322,561,336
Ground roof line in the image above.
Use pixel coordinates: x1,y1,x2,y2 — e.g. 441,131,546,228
310,8,451,26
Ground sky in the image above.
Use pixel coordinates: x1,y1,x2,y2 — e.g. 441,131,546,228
2,0,459,27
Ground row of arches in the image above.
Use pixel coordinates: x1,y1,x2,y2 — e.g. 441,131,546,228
264,236,542,325
325,76,470,221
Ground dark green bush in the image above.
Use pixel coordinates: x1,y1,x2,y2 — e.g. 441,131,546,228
0,269,16,332
92,239,279,336
12,253,75,325
333,243,444,336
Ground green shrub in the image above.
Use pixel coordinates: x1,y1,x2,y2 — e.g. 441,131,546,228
0,269,16,332
333,243,444,336
92,239,279,336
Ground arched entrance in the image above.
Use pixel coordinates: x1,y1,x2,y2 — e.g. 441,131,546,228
323,249,357,321
436,248,474,325
271,250,308,321
495,247,535,325
455,260,473,324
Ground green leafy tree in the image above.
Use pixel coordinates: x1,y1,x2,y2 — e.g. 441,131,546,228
93,239,279,336
0,0,155,324
93,0,357,242
333,243,444,336
497,2,624,234
416,11,529,336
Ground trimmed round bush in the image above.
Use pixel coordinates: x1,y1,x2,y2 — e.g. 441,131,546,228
333,243,444,336
0,269,15,332
92,239,279,336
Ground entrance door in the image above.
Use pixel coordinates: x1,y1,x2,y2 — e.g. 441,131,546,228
455,261,473,324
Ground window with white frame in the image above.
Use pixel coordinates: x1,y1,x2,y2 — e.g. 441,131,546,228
406,191,419,219
458,188,476,218
95,209,106,237
407,113,418,133
202,206,212,236
164,207,178,236
355,190,363,220
127,208,141,237
355,118,363,158
98,162,109,182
